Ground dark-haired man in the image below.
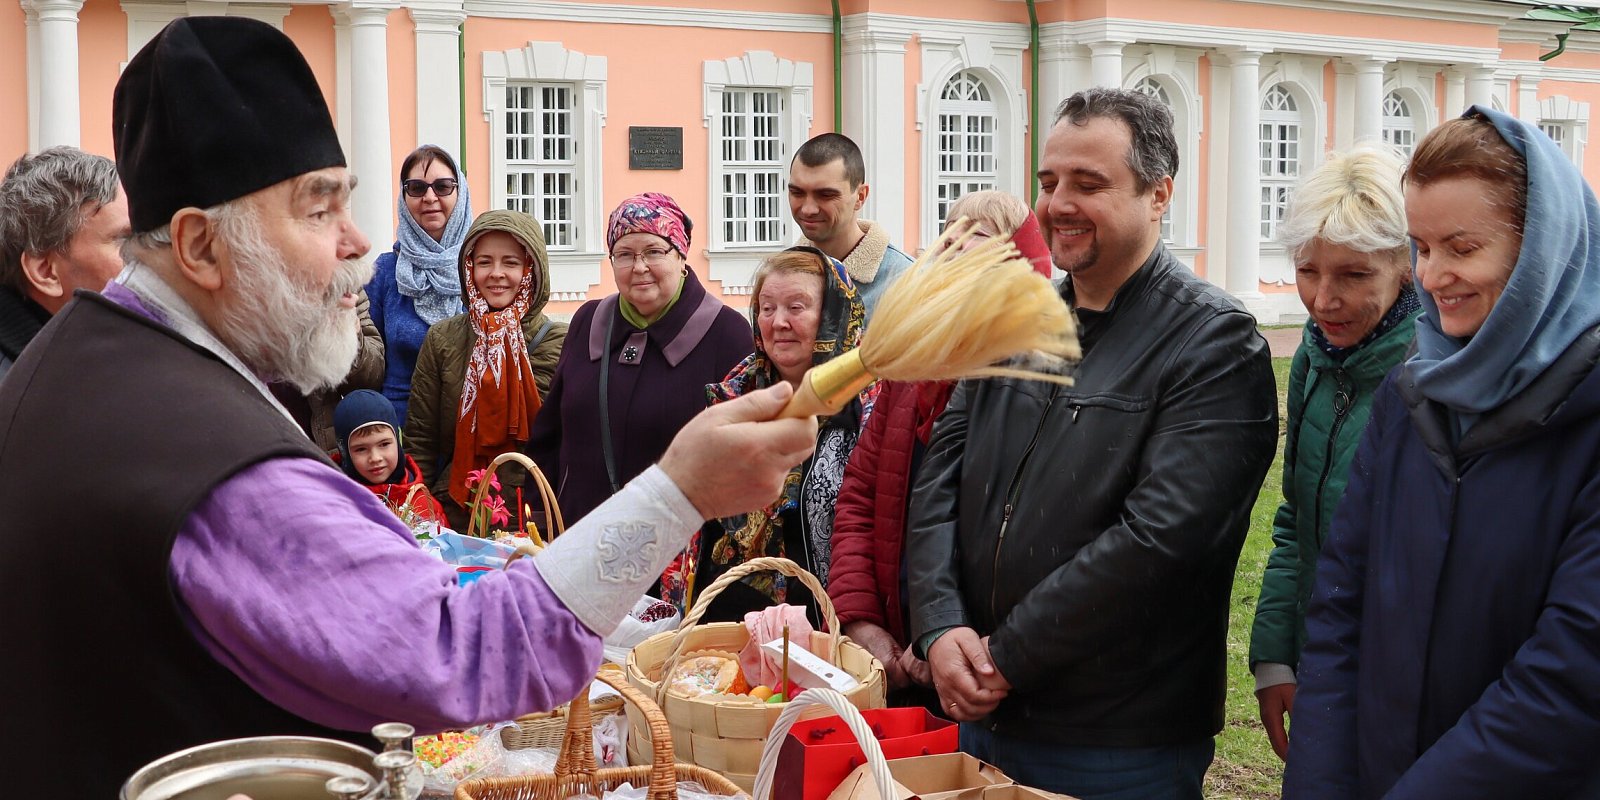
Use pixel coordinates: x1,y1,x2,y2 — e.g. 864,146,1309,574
907,87,1278,799
788,132,911,317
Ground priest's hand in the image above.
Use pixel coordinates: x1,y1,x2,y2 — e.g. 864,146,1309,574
659,382,819,520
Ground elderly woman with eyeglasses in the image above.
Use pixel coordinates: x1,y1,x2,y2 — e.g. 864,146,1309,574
524,193,751,554
365,145,474,422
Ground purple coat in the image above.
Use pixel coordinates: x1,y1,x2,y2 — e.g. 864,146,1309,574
526,269,750,524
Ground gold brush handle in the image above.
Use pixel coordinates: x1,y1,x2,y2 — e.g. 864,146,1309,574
778,349,875,419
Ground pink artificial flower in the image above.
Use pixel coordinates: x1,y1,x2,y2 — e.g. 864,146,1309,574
465,468,502,493
484,494,511,528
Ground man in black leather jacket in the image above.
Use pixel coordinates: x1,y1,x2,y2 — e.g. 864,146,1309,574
908,87,1278,800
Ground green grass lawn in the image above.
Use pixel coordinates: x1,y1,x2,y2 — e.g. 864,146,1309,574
1205,355,1293,799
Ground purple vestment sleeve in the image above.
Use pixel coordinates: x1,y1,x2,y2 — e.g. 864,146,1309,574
169,457,604,733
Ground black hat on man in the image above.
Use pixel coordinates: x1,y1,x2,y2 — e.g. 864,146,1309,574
113,16,347,234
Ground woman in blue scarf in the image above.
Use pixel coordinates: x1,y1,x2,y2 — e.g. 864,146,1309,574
1283,108,1600,798
365,145,474,421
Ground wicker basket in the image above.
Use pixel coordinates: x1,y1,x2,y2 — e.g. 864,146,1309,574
624,557,887,792
500,691,626,752
457,670,744,800
468,451,566,544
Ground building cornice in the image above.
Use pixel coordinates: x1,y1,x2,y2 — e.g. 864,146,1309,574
1225,0,1532,27
842,11,1029,47
1042,17,1502,66
463,0,830,33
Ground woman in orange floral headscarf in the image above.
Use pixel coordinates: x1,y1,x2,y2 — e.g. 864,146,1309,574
406,209,568,532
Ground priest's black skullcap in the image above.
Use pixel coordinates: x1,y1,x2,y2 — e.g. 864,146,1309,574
113,16,347,233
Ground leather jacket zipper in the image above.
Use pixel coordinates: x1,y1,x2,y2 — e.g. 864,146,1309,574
1313,369,1354,549
992,389,1059,616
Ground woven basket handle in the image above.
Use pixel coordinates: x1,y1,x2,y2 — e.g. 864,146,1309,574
654,556,842,706
751,689,898,800
552,671,680,800
467,452,566,543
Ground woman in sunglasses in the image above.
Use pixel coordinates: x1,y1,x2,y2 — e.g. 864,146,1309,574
365,144,474,422
525,193,751,597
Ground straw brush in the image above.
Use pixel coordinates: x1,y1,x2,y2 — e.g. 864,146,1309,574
781,217,1082,419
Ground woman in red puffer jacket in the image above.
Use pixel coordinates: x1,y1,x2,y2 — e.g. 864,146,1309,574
829,191,1052,706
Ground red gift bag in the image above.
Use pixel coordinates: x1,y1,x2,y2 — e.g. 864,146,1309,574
774,707,958,800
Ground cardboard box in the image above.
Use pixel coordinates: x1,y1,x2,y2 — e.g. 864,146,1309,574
825,753,1011,800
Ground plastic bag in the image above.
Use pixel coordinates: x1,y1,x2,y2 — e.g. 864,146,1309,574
603,596,681,664
417,722,560,798
739,605,814,689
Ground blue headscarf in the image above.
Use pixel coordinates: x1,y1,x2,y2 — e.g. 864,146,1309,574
1409,106,1600,428
393,147,472,325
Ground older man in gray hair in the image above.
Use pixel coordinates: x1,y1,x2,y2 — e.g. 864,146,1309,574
0,146,130,379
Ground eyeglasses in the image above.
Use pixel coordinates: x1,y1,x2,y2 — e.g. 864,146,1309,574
401,178,459,198
610,248,675,267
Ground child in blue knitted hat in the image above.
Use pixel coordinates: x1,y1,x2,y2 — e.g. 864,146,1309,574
333,389,446,531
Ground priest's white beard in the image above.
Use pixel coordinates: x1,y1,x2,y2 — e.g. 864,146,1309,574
212,204,374,394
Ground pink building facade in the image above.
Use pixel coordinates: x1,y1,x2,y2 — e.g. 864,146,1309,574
8,0,1599,320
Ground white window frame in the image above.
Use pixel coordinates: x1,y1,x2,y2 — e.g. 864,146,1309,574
502,83,579,251
483,42,607,302
932,71,999,231
1382,91,1417,157
1539,95,1590,168
1260,83,1301,242
1125,45,1204,266
716,87,789,250
1133,76,1175,244
703,50,814,294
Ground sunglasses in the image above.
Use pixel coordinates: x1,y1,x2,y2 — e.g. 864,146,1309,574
402,178,459,198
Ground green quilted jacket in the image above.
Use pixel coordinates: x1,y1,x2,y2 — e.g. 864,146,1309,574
1248,310,1419,673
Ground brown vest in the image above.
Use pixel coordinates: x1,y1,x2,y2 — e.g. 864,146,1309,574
0,292,354,799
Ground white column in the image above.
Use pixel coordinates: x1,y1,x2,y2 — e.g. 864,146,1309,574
343,0,399,252
1465,66,1494,111
1036,33,1086,172
1518,75,1541,123
1350,56,1386,143
1443,68,1466,118
1225,48,1266,308
33,0,85,148
842,26,909,247
410,2,466,156
24,3,40,152
1088,40,1125,89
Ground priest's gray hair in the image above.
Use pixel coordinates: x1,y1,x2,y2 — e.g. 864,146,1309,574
0,147,120,292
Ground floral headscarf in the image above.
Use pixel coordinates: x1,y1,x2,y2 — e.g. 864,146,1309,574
685,248,874,606
448,210,550,505
606,192,692,256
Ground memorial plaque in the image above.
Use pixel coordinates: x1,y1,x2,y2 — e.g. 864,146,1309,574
629,126,684,170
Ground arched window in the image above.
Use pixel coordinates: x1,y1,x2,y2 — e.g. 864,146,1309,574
1382,92,1416,156
1260,84,1301,241
934,72,998,229
1134,77,1174,243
